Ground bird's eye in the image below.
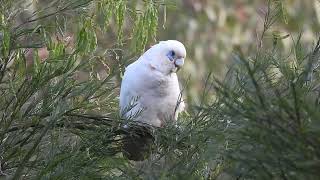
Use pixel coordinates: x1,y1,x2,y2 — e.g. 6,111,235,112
170,51,175,57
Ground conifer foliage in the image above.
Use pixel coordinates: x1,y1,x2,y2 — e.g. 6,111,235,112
0,0,159,178
0,0,319,179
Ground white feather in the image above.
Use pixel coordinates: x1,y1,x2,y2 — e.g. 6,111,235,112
120,40,186,127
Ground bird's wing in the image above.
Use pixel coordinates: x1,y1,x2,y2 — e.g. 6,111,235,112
119,62,145,120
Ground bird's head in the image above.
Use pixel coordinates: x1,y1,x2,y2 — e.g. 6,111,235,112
142,40,186,74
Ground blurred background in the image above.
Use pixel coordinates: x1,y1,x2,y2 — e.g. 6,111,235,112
158,0,320,105
16,0,320,104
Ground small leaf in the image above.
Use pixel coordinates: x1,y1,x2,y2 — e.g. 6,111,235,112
280,1,289,24
116,0,126,44
1,29,10,57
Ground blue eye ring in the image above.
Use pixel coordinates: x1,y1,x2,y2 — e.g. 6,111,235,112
167,50,175,61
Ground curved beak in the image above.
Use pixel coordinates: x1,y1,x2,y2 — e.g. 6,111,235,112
174,58,184,71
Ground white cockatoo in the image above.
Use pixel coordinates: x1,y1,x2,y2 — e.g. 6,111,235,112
120,40,186,161
120,40,186,127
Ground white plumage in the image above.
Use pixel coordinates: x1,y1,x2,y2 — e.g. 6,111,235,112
120,40,186,127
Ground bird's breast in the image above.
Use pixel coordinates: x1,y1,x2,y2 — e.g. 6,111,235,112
142,74,181,110
145,74,179,98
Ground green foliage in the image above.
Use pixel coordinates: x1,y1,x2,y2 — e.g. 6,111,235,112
1,0,320,179
95,0,159,51
77,18,98,53
96,0,126,43
208,2,320,178
0,0,161,179
132,1,158,53
213,39,320,178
